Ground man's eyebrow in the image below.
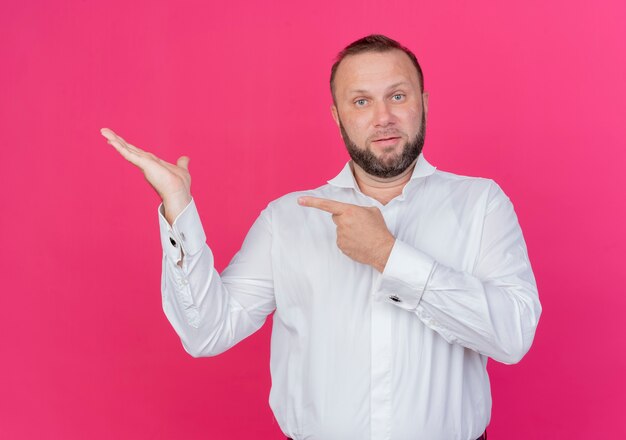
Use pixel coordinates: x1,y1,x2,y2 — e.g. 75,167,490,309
346,82,412,95
386,81,411,91
347,88,370,95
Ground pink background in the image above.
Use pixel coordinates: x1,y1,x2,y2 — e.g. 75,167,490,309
1,0,625,438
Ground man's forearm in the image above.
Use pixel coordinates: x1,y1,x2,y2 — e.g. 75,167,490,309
158,200,277,357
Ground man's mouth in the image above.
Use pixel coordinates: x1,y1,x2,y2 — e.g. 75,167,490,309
371,136,402,147
372,136,400,142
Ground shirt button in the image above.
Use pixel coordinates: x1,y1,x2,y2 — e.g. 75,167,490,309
169,237,177,247
389,294,401,303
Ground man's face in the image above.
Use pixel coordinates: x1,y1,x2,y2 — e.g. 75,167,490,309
331,49,428,178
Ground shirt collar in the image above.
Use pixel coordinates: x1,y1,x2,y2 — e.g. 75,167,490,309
327,154,437,189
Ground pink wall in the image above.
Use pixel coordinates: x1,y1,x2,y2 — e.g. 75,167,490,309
1,0,625,438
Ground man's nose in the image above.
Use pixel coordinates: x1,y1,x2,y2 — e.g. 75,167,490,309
372,101,395,126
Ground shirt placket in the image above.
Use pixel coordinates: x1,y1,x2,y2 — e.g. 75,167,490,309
370,204,398,440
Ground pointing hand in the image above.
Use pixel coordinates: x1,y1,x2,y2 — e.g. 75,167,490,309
298,196,395,272
101,127,192,224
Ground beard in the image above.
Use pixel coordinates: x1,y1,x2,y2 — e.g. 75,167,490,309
339,110,426,178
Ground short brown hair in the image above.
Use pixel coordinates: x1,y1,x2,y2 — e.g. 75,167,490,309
330,34,424,102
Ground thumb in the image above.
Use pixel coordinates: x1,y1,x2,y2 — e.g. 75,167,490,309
177,156,190,170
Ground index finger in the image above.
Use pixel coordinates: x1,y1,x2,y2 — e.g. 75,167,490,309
100,127,141,152
100,127,124,143
298,196,352,214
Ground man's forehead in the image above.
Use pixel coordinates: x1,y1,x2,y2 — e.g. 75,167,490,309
334,50,420,92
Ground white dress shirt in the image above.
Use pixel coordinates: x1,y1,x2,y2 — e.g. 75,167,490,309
158,154,541,440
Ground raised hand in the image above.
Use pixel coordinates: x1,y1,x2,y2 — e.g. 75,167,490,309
298,196,395,272
101,127,192,225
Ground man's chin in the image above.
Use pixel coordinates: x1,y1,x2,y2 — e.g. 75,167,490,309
372,150,404,167
354,159,407,178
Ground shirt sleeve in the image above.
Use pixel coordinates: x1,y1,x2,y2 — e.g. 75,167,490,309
375,182,542,364
158,198,276,357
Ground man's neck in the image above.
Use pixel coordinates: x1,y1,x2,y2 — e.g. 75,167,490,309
351,159,417,205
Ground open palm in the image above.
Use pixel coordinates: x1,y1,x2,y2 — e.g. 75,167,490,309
101,127,192,223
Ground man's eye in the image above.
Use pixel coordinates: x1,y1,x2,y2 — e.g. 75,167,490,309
355,99,367,106
392,94,405,101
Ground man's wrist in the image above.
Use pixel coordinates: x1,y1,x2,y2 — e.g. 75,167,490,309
163,194,193,225
373,236,395,273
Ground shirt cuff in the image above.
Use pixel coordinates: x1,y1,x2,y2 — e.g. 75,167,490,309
375,239,437,311
158,198,207,265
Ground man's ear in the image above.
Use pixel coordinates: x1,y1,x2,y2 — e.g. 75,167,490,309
422,92,429,121
331,104,340,127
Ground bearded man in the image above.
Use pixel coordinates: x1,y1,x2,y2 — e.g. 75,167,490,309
103,34,541,440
